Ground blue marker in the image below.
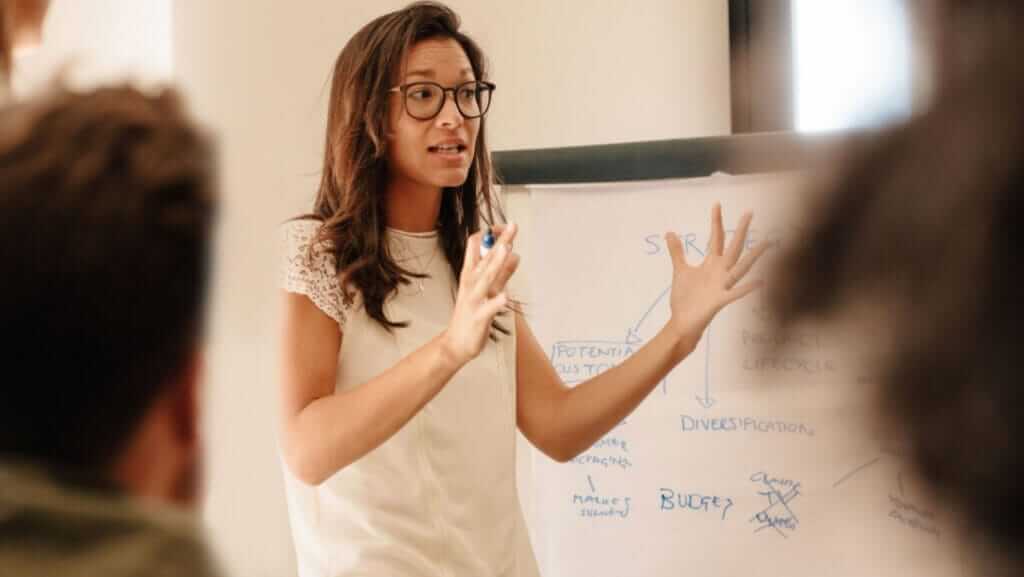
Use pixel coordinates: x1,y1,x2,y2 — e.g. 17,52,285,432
480,227,495,258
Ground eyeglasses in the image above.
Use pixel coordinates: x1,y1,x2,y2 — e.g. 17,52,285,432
387,80,496,121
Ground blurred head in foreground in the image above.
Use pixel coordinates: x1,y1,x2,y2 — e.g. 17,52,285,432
772,20,1024,567
0,85,222,575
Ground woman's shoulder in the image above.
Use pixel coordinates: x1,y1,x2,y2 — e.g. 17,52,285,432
280,217,337,264
279,217,350,326
280,217,327,247
279,217,337,282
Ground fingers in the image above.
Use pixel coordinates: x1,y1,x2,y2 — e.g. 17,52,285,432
472,223,519,299
473,224,518,268
489,252,520,297
494,222,518,251
665,231,688,269
489,224,511,239
467,222,517,275
474,243,509,299
724,211,753,267
726,241,770,288
462,231,483,282
479,291,509,320
450,225,519,363
723,280,764,306
710,203,725,256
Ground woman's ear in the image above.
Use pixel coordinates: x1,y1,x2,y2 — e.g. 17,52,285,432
383,99,399,140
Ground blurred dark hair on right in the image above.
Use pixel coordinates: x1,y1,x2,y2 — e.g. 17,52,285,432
771,13,1024,558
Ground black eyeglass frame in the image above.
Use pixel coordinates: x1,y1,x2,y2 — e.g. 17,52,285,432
387,80,497,120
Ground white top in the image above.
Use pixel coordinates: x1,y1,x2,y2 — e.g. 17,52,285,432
280,219,540,577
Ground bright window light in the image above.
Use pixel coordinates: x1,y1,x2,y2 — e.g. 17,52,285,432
793,0,912,132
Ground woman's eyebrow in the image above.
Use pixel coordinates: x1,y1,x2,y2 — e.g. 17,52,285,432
405,68,436,79
404,67,474,80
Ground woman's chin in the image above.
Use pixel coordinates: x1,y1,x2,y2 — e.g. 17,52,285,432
431,170,470,189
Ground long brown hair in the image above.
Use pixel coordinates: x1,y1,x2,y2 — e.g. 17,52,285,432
305,1,505,333
0,1,12,83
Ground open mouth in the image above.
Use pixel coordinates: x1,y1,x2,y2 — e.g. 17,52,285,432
428,144,468,154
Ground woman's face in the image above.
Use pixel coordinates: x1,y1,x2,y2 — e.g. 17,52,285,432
385,37,481,191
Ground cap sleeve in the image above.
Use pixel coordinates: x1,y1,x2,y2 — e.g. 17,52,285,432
280,220,347,328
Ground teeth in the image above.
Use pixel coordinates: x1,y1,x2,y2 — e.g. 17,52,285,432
435,145,461,152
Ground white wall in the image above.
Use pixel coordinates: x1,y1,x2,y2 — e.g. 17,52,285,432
171,2,730,576
11,0,171,95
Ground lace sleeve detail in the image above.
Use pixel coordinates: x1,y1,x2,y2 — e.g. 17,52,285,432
280,220,347,328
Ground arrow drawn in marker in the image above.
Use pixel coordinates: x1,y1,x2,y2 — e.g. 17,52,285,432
696,323,716,408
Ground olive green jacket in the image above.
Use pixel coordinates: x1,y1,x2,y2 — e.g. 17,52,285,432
0,460,224,577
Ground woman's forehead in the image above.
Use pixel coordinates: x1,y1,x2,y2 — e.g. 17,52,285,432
402,38,474,80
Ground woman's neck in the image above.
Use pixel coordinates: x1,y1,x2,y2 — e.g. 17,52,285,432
385,175,443,233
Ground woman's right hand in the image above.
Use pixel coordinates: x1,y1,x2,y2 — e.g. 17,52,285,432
441,223,520,367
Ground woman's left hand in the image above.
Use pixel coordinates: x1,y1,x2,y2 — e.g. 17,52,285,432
664,203,768,353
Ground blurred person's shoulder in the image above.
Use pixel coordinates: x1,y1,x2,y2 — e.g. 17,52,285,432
0,460,225,577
